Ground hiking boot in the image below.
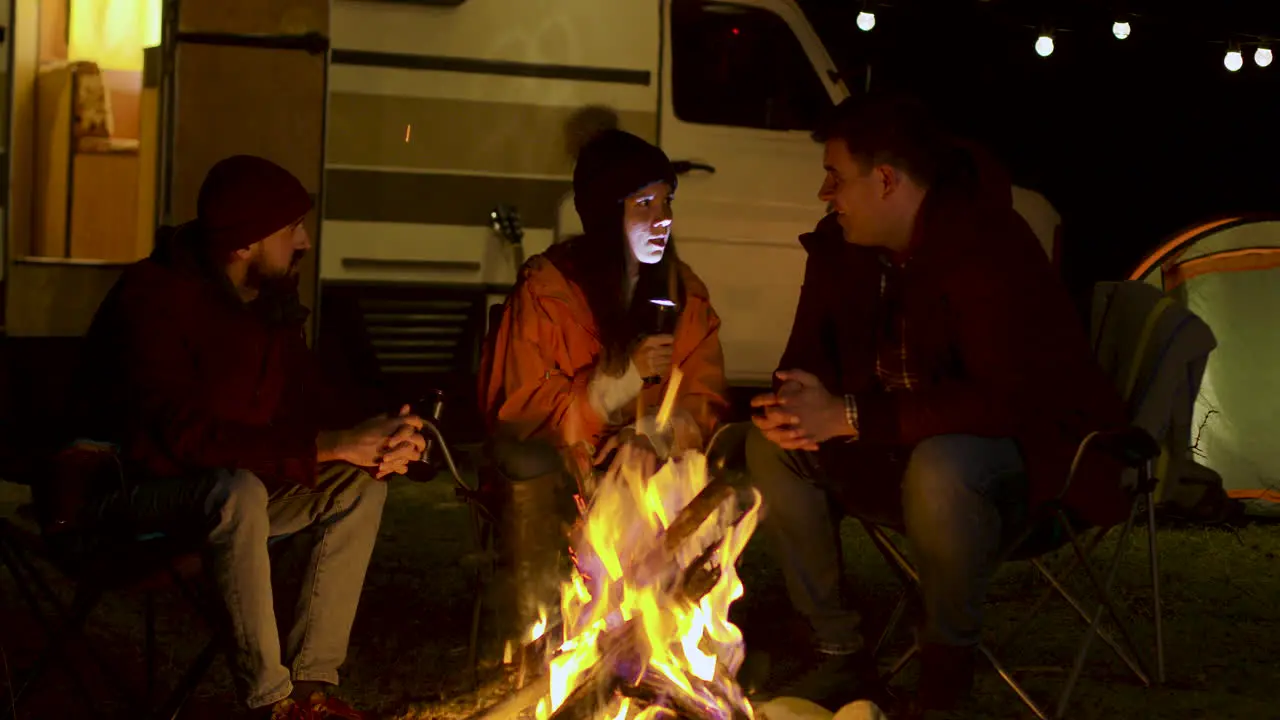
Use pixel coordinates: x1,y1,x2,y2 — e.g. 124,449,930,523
916,643,976,711
262,698,306,720
301,691,368,719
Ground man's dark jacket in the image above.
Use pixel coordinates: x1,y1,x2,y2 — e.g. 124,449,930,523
780,148,1129,527
71,224,369,491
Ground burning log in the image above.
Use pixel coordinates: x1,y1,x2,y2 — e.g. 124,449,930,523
630,479,737,588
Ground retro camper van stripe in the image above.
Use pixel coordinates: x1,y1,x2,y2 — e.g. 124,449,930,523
324,168,570,229
324,48,657,228
326,94,656,176
332,49,652,87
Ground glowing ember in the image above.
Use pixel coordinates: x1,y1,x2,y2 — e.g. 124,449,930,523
529,607,549,643
527,406,760,720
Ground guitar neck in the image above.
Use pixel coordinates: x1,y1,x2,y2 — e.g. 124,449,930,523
511,241,525,269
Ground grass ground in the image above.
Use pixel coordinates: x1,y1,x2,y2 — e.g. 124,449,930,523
1,471,1277,720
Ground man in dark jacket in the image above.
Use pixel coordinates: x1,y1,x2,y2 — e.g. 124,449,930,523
746,96,1127,713
72,156,426,719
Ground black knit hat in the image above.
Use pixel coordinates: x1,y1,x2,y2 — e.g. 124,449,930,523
197,155,313,253
572,130,677,237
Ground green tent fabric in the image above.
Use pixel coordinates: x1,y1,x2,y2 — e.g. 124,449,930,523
1130,217,1280,516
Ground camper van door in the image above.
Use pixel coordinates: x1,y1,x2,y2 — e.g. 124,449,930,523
658,0,848,386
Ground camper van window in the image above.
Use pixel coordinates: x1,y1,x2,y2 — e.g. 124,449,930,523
671,0,827,131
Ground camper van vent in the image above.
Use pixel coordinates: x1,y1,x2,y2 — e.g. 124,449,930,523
359,296,476,375
316,283,487,417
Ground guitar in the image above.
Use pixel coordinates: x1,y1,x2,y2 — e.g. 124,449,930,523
490,204,526,269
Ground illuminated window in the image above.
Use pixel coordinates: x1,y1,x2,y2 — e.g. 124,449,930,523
68,0,163,72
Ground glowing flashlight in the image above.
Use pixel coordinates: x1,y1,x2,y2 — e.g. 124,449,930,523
644,298,678,385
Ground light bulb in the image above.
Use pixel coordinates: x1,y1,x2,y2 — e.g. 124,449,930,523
857,11,876,32
1035,34,1055,57
1112,21,1131,40
1225,49,1244,72
1256,47,1274,68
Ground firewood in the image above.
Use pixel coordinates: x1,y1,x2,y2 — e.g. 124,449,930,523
547,665,624,720
631,480,736,586
472,676,549,720
624,666,750,720
476,476,754,720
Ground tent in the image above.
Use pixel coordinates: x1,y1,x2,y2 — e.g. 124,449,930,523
1130,216,1280,515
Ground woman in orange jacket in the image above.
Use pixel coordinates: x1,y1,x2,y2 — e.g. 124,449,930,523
481,128,728,472
478,128,728,634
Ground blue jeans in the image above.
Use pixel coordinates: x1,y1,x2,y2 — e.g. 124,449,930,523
92,464,388,708
745,426,1026,651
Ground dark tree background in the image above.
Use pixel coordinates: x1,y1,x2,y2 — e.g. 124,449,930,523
798,0,1280,296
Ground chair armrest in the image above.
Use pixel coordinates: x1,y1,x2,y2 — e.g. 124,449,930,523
1058,425,1160,501
1091,427,1161,469
40,441,124,534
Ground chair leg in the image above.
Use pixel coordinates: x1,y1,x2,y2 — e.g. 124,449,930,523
996,528,1109,650
872,588,910,661
145,591,158,707
1028,558,1146,680
977,643,1050,720
151,639,220,720
0,534,99,716
861,522,919,585
467,513,495,690
1055,505,1146,719
880,643,918,684
1061,509,1151,677
1146,492,1166,685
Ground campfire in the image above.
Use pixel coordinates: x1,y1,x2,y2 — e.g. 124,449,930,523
486,372,761,720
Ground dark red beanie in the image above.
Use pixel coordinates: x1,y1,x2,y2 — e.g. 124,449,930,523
197,155,313,253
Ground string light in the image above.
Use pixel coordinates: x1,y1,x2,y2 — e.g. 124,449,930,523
1224,46,1244,72
1035,31,1055,57
960,9,1276,74
857,7,876,32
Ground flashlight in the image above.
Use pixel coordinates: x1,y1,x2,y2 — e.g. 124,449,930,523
643,298,678,385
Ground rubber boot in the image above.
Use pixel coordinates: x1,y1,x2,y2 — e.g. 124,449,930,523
501,468,568,625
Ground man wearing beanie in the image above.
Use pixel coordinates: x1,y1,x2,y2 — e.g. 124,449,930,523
70,155,425,719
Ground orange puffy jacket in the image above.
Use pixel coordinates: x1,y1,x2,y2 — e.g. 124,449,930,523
479,249,727,452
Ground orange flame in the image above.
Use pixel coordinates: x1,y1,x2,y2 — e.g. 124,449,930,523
535,438,760,720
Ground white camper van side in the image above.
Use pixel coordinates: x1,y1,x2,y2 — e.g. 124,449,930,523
325,0,662,291
322,0,1062,392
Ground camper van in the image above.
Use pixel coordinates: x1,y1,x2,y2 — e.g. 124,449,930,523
2,0,1060,409
320,0,1061,388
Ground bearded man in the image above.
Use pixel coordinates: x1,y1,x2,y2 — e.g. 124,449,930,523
70,155,423,719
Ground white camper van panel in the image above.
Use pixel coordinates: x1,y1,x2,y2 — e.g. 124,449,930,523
323,0,661,286
654,0,849,384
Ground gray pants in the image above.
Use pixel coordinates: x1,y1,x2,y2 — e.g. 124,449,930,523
745,425,1025,653
93,463,388,709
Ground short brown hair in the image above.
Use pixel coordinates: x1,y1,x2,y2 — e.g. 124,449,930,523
812,94,951,187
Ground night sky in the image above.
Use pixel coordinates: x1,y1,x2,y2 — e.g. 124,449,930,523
799,0,1280,294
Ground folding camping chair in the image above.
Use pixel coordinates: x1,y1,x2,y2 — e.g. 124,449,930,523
861,283,1202,718
862,427,1163,719
0,442,227,720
